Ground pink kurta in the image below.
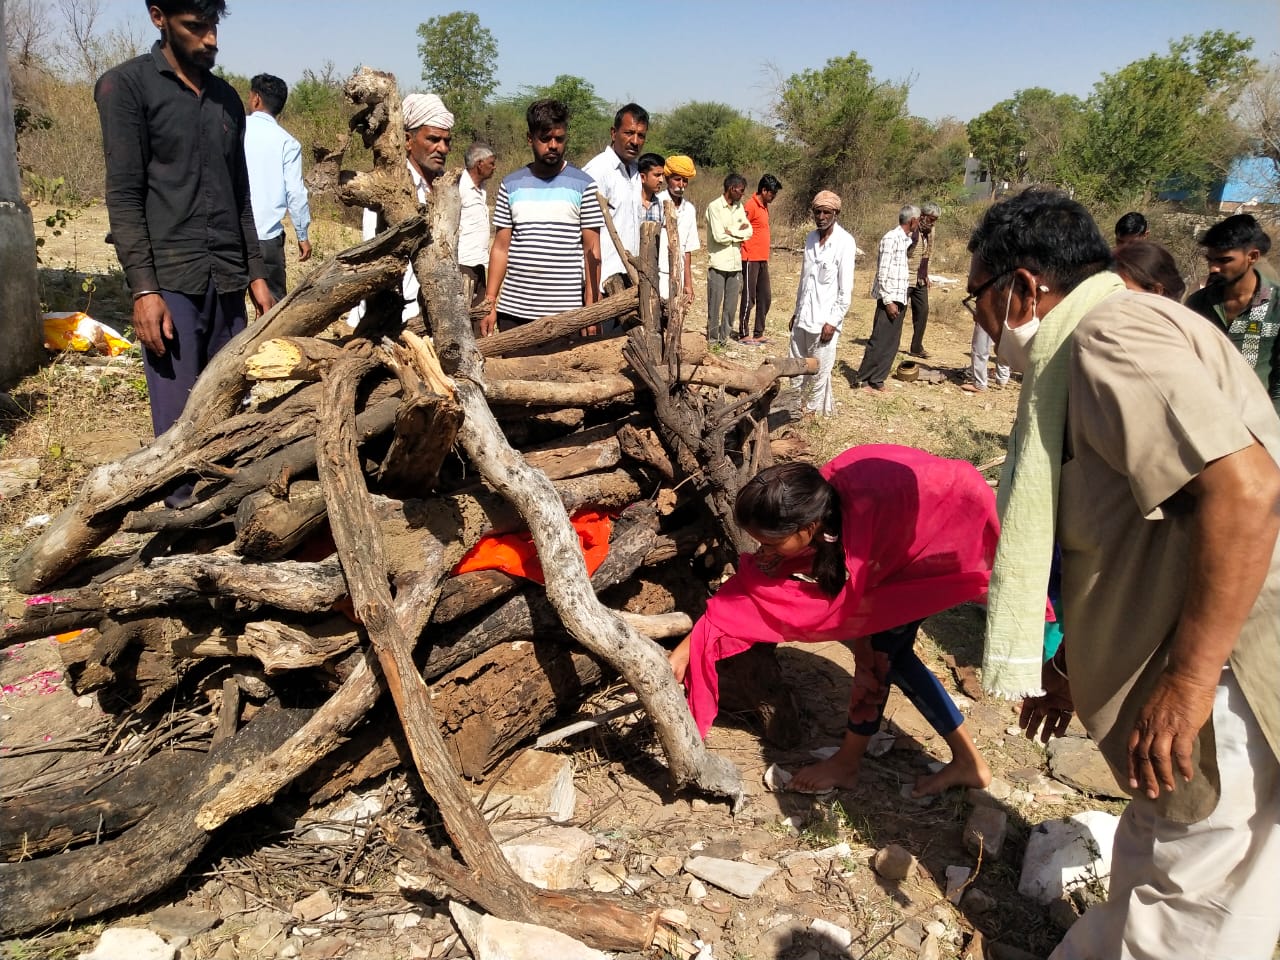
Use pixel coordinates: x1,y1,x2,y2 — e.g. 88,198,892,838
685,445,1000,736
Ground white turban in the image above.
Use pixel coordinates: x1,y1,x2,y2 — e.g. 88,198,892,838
402,93,454,131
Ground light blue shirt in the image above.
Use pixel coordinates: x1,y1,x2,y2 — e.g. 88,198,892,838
244,111,310,242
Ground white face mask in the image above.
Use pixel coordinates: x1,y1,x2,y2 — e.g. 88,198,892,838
998,285,1040,373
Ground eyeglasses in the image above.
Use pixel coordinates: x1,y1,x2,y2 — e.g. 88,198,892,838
962,272,1009,318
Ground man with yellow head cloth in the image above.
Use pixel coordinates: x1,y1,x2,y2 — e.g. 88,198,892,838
657,155,700,305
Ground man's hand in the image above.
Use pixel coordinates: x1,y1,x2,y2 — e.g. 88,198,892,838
884,301,900,320
820,323,837,343
1020,654,1074,743
480,307,498,338
298,240,312,263
683,285,695,306
249,278,276,319
133,293,173,356
1126,670,1217,800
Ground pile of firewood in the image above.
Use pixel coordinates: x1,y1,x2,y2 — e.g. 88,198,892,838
0,69,814,949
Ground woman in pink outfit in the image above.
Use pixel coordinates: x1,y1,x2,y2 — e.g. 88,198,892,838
669,445,998,795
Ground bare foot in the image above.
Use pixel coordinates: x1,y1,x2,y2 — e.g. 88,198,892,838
789,754,863,793
668,635,691,684
911,753,992,798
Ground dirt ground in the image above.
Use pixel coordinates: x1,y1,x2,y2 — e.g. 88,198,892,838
0,207,1122,960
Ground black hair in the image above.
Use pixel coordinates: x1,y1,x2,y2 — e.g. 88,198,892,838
734,463,846,597
1112,241,1186,301
637,152,665,175
968,188,1113,294
723,172,747,192
527,98,569,136
1200,213,1272,256
250,73,287,116
758,174,782,194
613,102,649,129
1114,211,1148,241
147,0,227,17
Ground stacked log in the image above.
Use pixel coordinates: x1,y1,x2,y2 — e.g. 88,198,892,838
0,68,811,947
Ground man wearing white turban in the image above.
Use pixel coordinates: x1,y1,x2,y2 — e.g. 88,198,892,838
349,93,455,325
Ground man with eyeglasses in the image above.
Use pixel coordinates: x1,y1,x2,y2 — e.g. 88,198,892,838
970,189,1280,960
906,201,940,359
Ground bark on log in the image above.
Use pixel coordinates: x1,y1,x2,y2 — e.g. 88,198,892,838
482,329,705,381
472,293,638,360
234,481,327,560
244,336,353,381
0,705,312,936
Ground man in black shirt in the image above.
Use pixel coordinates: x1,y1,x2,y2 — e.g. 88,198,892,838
96,0,273,442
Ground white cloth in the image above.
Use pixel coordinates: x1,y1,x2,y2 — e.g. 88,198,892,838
657,191,699,301
1050,668,1280,960
793,223,856,334
244,111,310,243
457,167,490,268
581,146,639,289
348,159,427,325
969,323,1010,388
402,93,454,131
870,225,913,305
789,326,839,416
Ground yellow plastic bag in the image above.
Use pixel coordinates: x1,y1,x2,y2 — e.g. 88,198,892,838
43,312,133,357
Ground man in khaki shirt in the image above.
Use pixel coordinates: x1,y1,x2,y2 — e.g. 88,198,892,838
967,189,1280,960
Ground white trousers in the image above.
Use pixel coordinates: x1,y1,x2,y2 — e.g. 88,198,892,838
1051,668,1280,960
789,326,839,416
970,323,1010,388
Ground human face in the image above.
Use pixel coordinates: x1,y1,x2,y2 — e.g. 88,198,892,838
759,188,776,206
746,524,818,573
666,172,688,200
610,113,647,164
407,125,452,178
812,206,837,234
640,166,664,200
1204,246,1259,290
725,182,746,204
472,154,497,184
151,7,219,73
919,213,938,235
964,259,1013,344
529,125,567,174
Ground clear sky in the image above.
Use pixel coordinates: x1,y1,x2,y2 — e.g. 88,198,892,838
92,0,1280,122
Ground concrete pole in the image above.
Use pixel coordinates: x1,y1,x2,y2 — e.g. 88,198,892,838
0,0,47,389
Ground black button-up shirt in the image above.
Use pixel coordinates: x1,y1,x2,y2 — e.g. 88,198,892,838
95,42,266,296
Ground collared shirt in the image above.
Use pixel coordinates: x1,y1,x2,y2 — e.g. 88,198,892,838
244,111,310,243
492,163,604,321
656,190,699,301
906,227,933,285
95,41,266,296
793,223,856,334
350,160,428,324
741,193,771,262
1185,269,1280,413
581,145,639,287
458,166,491,268
704,195,752,273
870,226,913,304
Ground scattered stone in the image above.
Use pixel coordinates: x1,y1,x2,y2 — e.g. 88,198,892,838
1046,737,1127,798
449,903,612,960
779,842,852,868
687,878,708,900
585,863,627,893
497,824,595,890
684,856,777,898
292,890,337,922
893,920,924,950
0,458,40,499
702,838,743,860
690,798,712,812
278,938,304,958
212,942,238,960
238,919,288,955
297,791,384,842
1019,811,1119,905
392,913,423,931
1048,895,1080,930
810,745,840,760
944,865,971,905
78,927,175,960
149,906,220,940
471,750,576,823
919,934,943,960
652,855,682,878
299,935,351,959
873,843,917,881
963,806,1009,858
809,918,853,949
966,776,1013,807
924,920,947,938
899,783,937,806
960,888,997,914
866,730,896,757
763,763,793,791
1009,789,1035,806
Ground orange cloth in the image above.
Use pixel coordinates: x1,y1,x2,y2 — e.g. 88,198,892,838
452,509,615,583
740,194,771,261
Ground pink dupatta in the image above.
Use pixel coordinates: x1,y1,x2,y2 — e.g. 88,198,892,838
685,445,1000,736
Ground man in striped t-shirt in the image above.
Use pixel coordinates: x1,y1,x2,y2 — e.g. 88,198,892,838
481,99,604,335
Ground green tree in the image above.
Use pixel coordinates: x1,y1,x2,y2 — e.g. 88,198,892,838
967,88,1084,189
663,101,742,167
773,52,912,204
1069,30,1256,204
415,11,498,135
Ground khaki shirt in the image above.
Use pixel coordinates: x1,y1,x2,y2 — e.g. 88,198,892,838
1061,289,1280,823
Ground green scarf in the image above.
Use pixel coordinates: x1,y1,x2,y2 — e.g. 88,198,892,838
982,271,1126,699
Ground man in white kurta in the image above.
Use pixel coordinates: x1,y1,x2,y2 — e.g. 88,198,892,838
789,190,856,416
